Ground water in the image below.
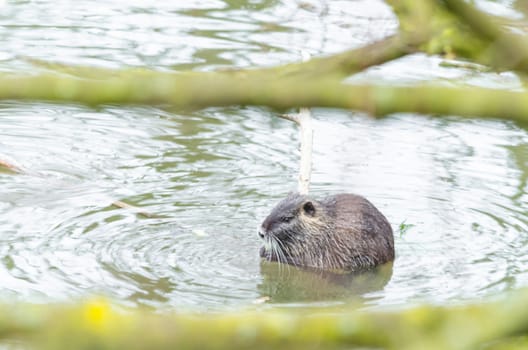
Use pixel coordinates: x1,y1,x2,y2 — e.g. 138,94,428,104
0,0,527,311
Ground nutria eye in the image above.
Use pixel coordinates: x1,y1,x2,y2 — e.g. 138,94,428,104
303,201,316,216
280,215,293,223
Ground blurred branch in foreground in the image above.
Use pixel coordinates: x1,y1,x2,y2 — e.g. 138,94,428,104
1,289,528,350
2,74,528,122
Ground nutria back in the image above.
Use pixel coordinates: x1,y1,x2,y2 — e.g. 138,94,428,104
259,192,394,272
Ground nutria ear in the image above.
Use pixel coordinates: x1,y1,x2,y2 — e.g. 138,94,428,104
303,201,316,216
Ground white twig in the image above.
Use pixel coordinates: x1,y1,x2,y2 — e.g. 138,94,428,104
277,110,313,195
279,51,313,194
279,108,313,194
277,51,314,195
296,107,313,195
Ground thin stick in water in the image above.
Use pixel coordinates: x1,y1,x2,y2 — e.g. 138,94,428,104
277,52,314,195
0,158,23,173
112,200,157,218
278,108,313,195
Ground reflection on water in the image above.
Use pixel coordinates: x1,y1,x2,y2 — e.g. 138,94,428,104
0,0,527,311
0,0,396,71
258,261,393,305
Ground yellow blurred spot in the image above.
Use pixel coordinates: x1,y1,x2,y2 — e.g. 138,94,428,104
84,300,109,327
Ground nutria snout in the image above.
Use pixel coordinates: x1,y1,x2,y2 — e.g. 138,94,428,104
259,192,394,271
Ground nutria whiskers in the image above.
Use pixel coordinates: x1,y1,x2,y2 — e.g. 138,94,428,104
259,192,394,272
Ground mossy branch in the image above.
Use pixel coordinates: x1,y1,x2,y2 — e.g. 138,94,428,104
2,71,528,123
0,289,528,349
388,0,528,73
442,0,528,72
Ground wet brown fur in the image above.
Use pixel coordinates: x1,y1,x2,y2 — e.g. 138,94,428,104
259,192,394,271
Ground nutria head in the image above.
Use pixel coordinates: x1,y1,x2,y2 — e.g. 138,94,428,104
259,192,394,272
259,192,332,267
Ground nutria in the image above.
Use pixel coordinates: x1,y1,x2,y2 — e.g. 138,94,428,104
259,192,394,272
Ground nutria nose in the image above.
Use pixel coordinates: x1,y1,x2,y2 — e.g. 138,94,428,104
258,230,264,239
